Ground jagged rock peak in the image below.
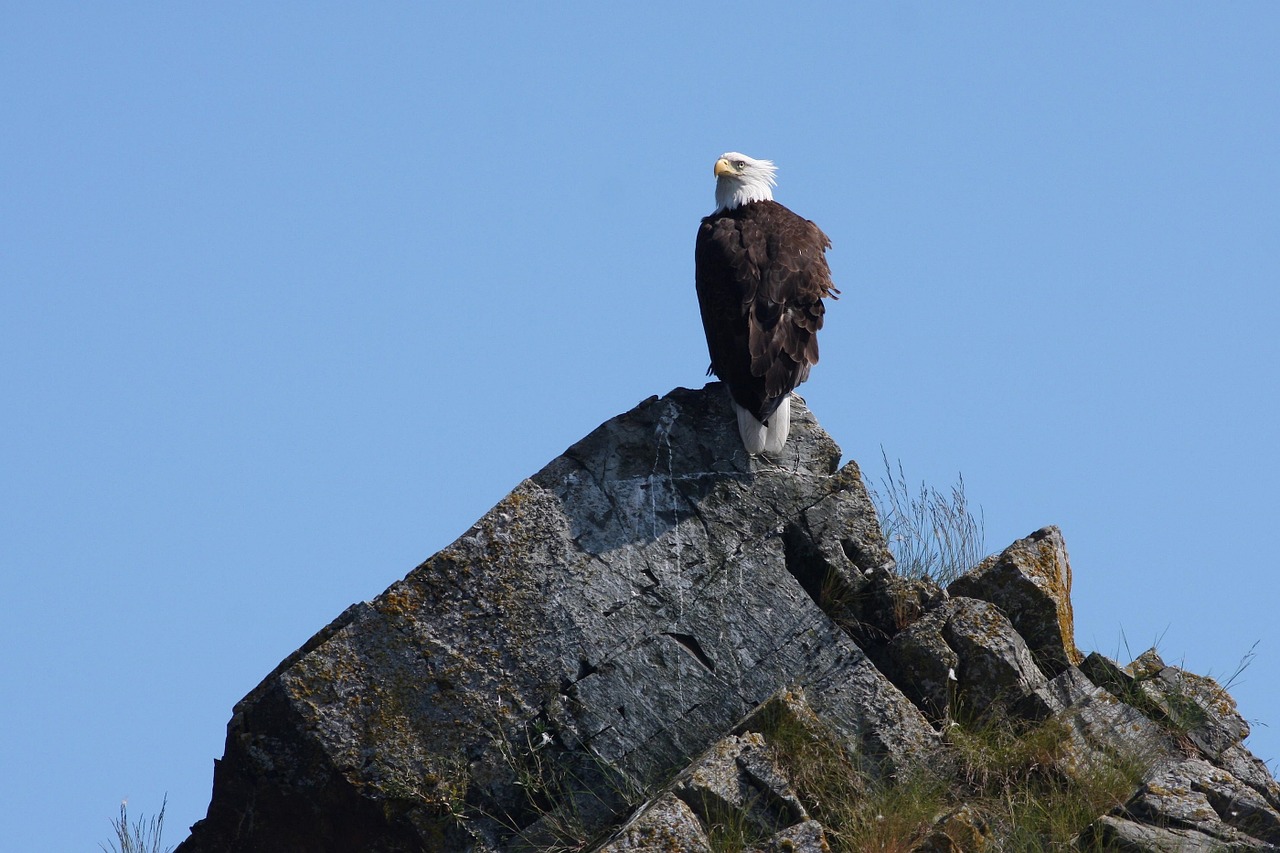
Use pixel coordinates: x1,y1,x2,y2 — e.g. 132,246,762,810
177,385,933,852
176,384,1280,852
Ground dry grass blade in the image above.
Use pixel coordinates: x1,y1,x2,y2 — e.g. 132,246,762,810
871,449,986,585
100,795,173,853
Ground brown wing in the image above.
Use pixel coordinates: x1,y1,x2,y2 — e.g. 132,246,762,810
695,200,838,423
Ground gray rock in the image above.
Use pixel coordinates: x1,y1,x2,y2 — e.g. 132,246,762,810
1077,814,1276,852
597,793,713,852
1219,744,1280,812
1119,758,1280,850
884,598,1085,724
882,605,958,722
1021,665,1098,720
172,384,1280,852
735,737,809,826
748,819,831,852
674,732,805,838
947,526,1082,677
940,597,1048,721
177,385,934,852
1188,759,1280,844
1126,759,1234,839
1080,651,1138,699
1053,688,1174,780
1142,658,1251,762
775,446,948,676
1028,673,1280,849
814,564,946,666
1092,648,1252,762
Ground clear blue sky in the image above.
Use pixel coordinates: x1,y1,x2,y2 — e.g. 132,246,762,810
3,4,1278,849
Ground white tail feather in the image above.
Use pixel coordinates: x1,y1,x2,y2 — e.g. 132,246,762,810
764,395,791,453
734,402,768,454
733,395,792,455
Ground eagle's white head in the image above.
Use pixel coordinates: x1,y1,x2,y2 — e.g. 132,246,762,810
714,152,777,212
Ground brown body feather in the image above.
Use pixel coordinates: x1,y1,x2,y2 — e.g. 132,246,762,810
695,199,838,425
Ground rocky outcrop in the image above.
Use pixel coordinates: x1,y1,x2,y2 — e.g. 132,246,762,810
177,386,932,852
948,526,1081,676
177,385,1279,852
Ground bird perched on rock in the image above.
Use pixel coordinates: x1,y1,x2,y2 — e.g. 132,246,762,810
695,152,839,453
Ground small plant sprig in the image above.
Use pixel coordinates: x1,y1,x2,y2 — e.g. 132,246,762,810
100,795,173,853
871,449,986,585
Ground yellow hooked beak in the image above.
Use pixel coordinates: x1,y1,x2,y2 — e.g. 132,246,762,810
714,158,735,177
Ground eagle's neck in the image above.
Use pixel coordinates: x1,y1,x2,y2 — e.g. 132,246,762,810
715,178,774,212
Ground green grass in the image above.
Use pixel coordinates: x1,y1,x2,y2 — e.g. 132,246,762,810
944,712,1149,852
755,699,940,852
702,795,771,853
756,704,1147,853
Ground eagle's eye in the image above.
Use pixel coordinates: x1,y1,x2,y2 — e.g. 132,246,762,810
734,160,746,169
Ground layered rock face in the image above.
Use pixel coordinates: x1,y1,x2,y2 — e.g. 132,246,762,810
177,385,1279,852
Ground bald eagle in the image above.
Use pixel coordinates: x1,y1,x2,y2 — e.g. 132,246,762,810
695,152,839,454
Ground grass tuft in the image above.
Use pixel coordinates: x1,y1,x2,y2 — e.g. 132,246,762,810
871,450,986,586
758,700,943,852
758,704,1147,853
946,711,1147,851
100,795,173,853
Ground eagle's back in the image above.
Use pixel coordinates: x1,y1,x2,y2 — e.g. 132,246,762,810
695,199,837,423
